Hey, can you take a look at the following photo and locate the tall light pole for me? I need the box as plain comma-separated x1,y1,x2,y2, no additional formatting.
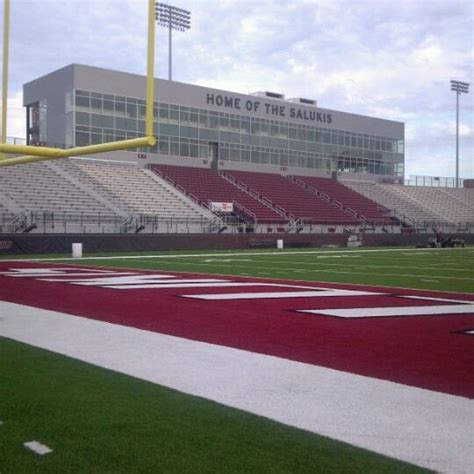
450,80,470,188
155,3,191,81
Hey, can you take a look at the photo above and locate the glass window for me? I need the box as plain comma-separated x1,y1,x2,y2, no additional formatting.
159,106,169,121
297,126,305,141
138,105,146,120
189,141,199,157
103,100,114,115
170,140,180,155
91,114,103,127
170,107,179,123
115,117,126,130
104,129,114,142
180,140,189,156
126,102,137,118
125,118,137,130
115,101,125,116
76,112,90,126
260,122,269,136
75,131,89,146
199,144,208,158
230,147,240,161
220,146,230,160
241,148,250,162
220,116,229,130
180,109,190,124
251,149,260,163
198,113,208,128
190,113,199,126
90,97,102,113
159,138,169,155
161,123,179,136
207,114,218,129
91,133,102,145
75,95,90,109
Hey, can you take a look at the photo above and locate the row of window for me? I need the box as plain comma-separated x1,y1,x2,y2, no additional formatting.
74,129,403,177
75,123,401,163
74,90,404,154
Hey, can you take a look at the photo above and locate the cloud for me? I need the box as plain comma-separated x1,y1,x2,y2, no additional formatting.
3,0,473,179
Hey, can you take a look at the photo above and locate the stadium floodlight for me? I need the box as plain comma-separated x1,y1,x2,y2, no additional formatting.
0,0,157,167
155,3,191,81
450,80,470,188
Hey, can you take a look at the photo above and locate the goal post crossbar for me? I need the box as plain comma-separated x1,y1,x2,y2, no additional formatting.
0,0,156,168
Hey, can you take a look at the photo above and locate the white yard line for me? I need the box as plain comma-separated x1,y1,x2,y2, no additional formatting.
1,301,472,473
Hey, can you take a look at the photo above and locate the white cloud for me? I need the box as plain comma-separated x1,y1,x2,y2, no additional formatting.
3,0,473,179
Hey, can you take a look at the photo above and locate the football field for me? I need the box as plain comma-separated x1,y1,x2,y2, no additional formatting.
1,247,473,473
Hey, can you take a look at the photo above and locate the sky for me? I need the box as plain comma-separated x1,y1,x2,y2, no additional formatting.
1,0,473,180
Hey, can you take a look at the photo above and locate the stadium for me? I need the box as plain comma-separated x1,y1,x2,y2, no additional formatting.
0,1,473,473
1,61,473,251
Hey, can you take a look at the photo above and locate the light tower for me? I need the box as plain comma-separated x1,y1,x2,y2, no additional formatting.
155,3,191,81
450,80,470,188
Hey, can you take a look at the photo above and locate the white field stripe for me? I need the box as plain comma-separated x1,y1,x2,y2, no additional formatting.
402,295,474,304
40,274,174,283
72,278,226,286
184,289,382,300
299,304,474,318
103,282,265,290
23,441,53,455
1,271,136,278
0,301,472,474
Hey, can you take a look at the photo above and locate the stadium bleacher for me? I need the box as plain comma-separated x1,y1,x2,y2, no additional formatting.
150,164,286,224
291,175,391,223
344,181,474,227
66,159,213,221
222,170,359,224
0,161,118,218
343,181,446,225
1,157,473,235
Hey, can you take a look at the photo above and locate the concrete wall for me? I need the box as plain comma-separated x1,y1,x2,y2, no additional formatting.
1,233,472,255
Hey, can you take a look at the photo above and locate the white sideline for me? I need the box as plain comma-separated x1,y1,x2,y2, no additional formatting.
1,301,473,473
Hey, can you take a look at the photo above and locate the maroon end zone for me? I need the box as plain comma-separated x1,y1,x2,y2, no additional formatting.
1,261,473,398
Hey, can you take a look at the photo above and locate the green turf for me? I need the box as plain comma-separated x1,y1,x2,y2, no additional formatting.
33,247,474,293
0,247,469,472
0,338,428,473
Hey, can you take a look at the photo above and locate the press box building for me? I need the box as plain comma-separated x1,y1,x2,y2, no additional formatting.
23,64,405,182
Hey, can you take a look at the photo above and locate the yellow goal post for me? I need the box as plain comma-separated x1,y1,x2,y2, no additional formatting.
0,0,156,167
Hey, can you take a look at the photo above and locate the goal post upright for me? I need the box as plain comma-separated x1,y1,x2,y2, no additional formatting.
1,0,10,161
146,0,155,138
0,0,156,167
